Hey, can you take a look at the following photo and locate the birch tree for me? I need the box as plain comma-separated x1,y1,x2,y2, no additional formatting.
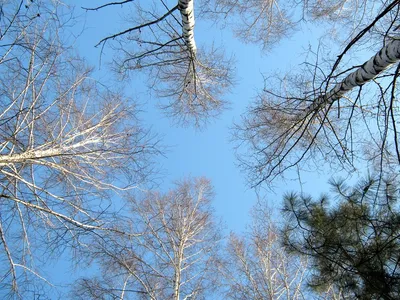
220,200,310,299
72,177,223,300
234,0,400,186
84,0,234,126
202,0,380,51
0,1,158,297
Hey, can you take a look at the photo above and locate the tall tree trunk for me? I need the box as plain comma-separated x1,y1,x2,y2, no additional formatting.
301,39,400,119
178,0,196,55
173,252,182,300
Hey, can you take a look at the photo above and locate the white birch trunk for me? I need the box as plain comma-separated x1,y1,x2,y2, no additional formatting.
178,0,197,55
0,142,99,166
301,39,400,119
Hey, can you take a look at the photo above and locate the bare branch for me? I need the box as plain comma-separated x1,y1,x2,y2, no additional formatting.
95,5,179,47
82,0,135,11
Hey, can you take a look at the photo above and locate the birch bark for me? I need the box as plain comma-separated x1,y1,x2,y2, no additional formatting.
301,39,400,119
178,0,197,55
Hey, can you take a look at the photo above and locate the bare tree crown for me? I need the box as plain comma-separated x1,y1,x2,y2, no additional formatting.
0,1,159,297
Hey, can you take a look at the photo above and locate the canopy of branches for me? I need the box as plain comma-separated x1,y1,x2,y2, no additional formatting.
2,0,400,298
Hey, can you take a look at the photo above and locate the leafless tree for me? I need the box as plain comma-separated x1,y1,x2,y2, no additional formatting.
201,0,382,50
233,0,400,186
72,177,223,300
219,200,308,299
0,1,159,297
219,199,342,299
83,0,235,126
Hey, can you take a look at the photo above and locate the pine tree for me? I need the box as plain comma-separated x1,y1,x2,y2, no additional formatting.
283,175,400,299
